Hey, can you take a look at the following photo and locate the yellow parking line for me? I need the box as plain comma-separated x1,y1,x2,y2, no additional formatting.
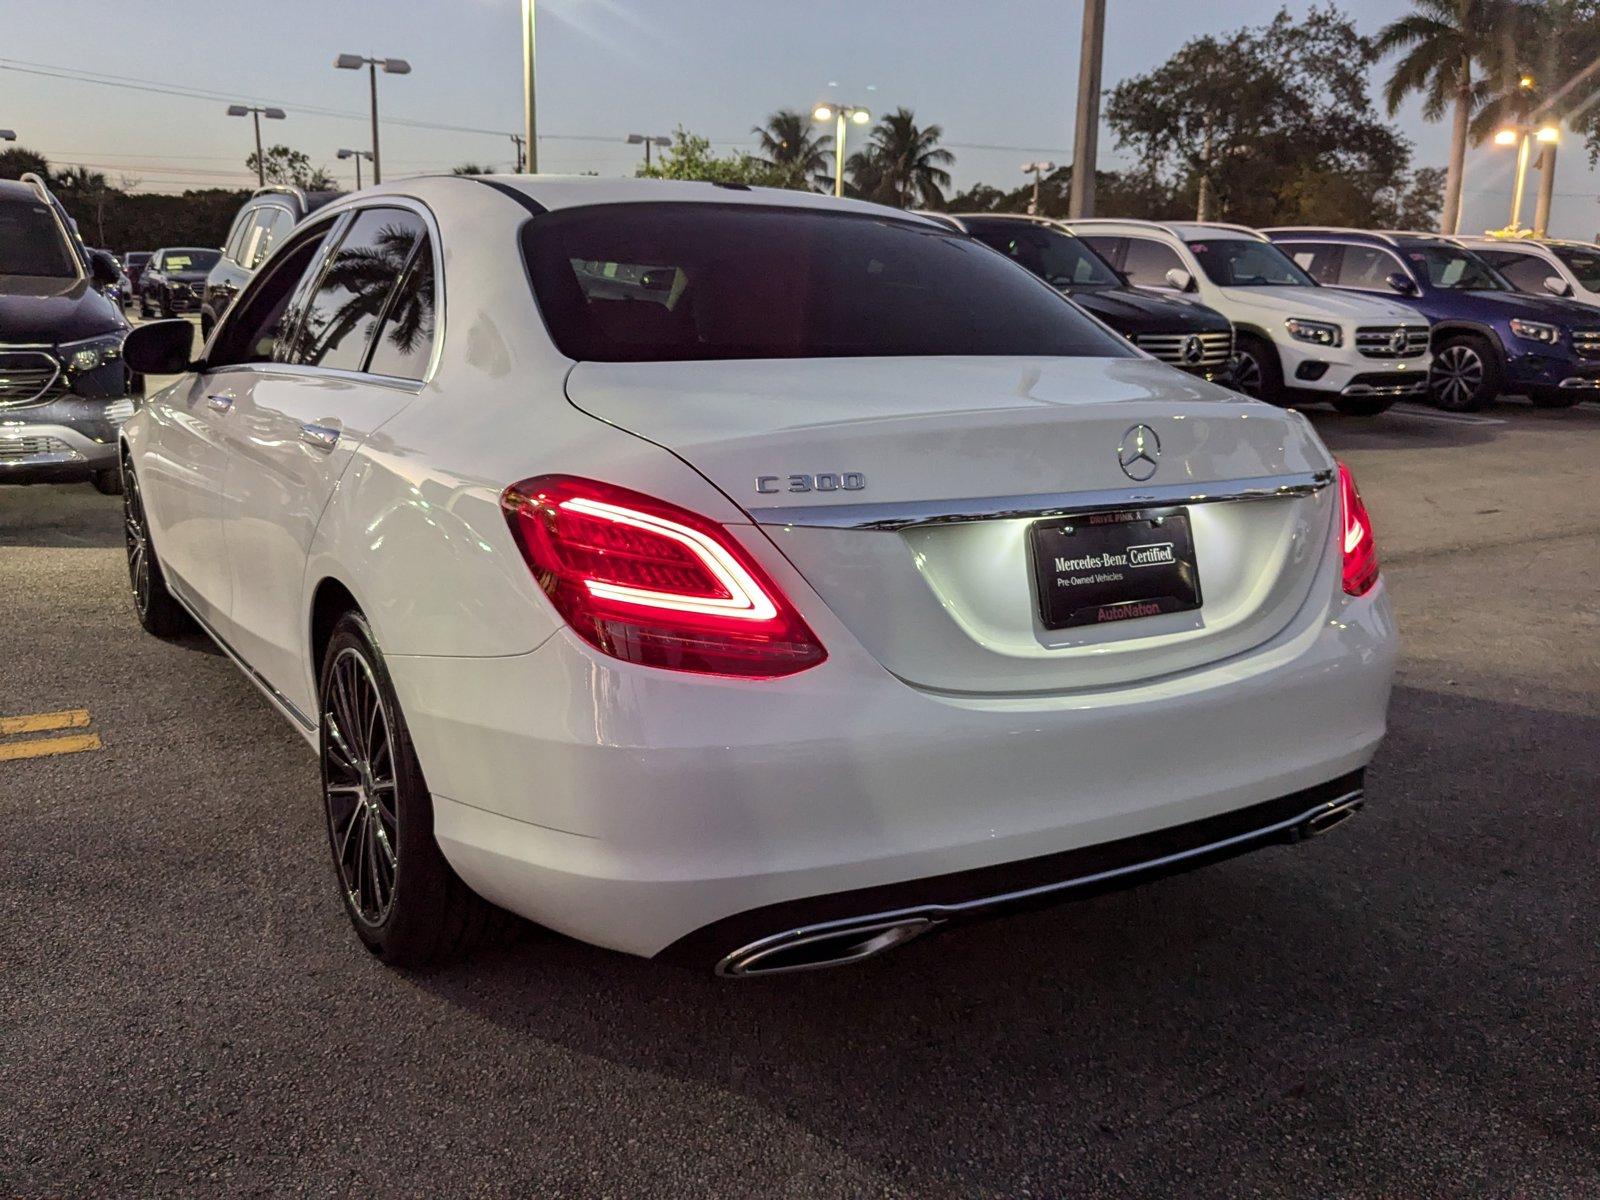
0,732,103,762
0,709,92,736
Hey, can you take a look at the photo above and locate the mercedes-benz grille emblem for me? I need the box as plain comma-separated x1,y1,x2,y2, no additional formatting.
1182,334,1205,364
1389,328,1409,354
1117,424,1161,482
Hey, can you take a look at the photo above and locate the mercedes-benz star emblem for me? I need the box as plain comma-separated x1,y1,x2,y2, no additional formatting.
1182,334,1205,364
1389,328,1409,354
1117,424,1161,482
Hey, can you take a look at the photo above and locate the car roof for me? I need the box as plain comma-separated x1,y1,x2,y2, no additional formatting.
1064,218,1268,242
1263,227,1463,249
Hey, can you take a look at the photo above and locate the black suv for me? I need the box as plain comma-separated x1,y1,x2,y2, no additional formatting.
926,213,1237,383
201,185,340,336
138,247,222,318
0,175,136,494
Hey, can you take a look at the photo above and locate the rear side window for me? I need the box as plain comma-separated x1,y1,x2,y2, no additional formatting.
1119,238,1186,287
287,207,426,371
964,221,1120,287
524,203,1133,362
1481,250,1557,294
365,233,437,380
1551,245,1600,290
224,209,256,264
251,207,296,268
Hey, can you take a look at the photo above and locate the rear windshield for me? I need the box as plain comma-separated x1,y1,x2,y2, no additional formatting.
0,197,79,279
523,203,1134,362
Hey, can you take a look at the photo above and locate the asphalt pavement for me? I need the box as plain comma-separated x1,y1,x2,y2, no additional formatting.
1,394,1597,1198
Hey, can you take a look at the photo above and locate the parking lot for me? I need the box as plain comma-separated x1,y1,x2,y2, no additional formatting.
2,392,1598,1196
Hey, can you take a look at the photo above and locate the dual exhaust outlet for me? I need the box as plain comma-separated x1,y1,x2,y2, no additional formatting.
717,792,1364,977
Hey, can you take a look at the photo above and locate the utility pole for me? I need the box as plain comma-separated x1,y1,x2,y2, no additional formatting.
522,0,538,172
1067,0,1106,219
511,134,526,173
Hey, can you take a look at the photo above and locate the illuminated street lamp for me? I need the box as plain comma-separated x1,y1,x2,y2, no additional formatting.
812,103,871,198
1021,160,1057,215
627,133,671,170
1493,122,1560,233
227,105,286,187
337,147,373,190
334,54,411,185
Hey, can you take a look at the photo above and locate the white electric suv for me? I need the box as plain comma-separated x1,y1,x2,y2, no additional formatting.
1064,219,1432,416
119,178,1397,975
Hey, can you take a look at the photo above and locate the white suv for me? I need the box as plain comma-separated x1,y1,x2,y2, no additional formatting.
1064,220,1432,416
1456,235,1600,309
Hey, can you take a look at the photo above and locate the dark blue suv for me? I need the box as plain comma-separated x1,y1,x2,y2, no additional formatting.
1264,228,1600,410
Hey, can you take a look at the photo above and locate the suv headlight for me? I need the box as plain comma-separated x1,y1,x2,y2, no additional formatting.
61,332,126,374
1509,318,1561,345
1285,318,1342,348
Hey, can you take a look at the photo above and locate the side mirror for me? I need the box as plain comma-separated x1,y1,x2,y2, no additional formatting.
123,319,197,375
1164,267,1195,292
89,249,120,289
1543,275,1573,297
1384,272,1418,296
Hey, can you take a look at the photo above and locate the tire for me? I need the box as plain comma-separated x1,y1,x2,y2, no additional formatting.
122,456,193,637
92,468,123,495
1331,397,1396,417
319,611,499,969
138,293,151,319
1232,334,1286,404
1529,389,1581,409
1430,335,1501,411
158,290,173,319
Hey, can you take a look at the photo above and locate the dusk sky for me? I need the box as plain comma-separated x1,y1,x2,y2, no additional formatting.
9,0,1600,238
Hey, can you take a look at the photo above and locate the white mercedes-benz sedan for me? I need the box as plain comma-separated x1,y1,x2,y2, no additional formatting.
118,177,1397,975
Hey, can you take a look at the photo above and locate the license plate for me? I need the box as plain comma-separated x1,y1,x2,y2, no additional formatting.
1030,507,1202,630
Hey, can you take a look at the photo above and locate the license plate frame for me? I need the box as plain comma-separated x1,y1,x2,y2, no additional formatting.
1029,506,1202,630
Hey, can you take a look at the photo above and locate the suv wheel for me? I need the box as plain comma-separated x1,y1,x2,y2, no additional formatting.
319,611,500,969
1430,335,1501,411
122,457,193,637
1233,334,1286,404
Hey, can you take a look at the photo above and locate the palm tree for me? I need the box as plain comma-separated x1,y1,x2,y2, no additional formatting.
1376,0,1522,234
845,108,955,209
751,110,833,192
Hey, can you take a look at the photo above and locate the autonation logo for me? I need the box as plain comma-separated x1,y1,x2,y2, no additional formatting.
1126,542,1176,568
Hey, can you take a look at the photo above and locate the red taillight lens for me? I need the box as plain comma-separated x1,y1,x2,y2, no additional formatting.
501,475,827,678
1336,461,1379,597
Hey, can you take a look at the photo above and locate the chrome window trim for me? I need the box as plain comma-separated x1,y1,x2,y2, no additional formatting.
749,468,1333,531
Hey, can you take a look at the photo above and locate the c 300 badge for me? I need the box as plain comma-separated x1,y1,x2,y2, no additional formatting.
756,473,866,495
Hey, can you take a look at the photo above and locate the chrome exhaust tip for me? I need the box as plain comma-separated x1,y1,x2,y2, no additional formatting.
1301,794,1363,838
718,917,938,977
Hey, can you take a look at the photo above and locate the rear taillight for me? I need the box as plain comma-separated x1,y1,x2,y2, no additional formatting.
1336,461,1379,596
501,475,826,678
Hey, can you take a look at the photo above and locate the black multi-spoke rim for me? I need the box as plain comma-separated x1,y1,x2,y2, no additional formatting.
1431,345,1483,409
1235,352,1263,397
322,648,399,927
123,465,152,616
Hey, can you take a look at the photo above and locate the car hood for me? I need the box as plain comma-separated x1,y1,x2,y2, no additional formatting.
1220,285,1425,324
1067,286,1231,335
0,275,126,343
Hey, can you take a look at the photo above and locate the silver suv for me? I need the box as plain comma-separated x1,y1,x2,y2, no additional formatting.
0,174,136,494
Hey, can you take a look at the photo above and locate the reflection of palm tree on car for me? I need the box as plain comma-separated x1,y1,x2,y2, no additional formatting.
296,224,433,362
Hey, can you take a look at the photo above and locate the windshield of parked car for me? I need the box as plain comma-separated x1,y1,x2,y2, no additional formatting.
1401,245,1508,291
1185,238,1315,287
963,220,1121,289
1551,245,1600,291
0,196,80,279
525,203,1136,362
161,250,221,273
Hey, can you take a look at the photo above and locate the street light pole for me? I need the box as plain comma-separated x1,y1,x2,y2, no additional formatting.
227,105,286,187
368,60,381,185
1494,123,1559,233
522,0,538,173
814,104,870,199
1067,0,1106,218
335,55,410,186
1021,161,1057,215
626,134,671,170
338,149,372,189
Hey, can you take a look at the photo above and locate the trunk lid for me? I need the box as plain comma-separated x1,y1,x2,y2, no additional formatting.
566,356,1336,693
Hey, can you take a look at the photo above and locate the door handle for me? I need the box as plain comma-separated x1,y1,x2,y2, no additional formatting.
299,422,341,452
205,394,233,413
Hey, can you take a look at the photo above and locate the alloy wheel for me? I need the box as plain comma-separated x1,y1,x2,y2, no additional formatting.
1431,344,1484,410
1234,351,1264,397
322,647,400,927
123,465,151,616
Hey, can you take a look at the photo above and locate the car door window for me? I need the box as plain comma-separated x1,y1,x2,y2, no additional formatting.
1120,237,1186,287
225,212,254,264
1334,245,1403,291
207,228,333,368
1479,250,1555,294
285,208,426,373
364,232,437,380
1284,243,1340,284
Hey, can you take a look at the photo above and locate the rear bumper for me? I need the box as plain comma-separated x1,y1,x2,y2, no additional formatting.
391,571,1398,961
